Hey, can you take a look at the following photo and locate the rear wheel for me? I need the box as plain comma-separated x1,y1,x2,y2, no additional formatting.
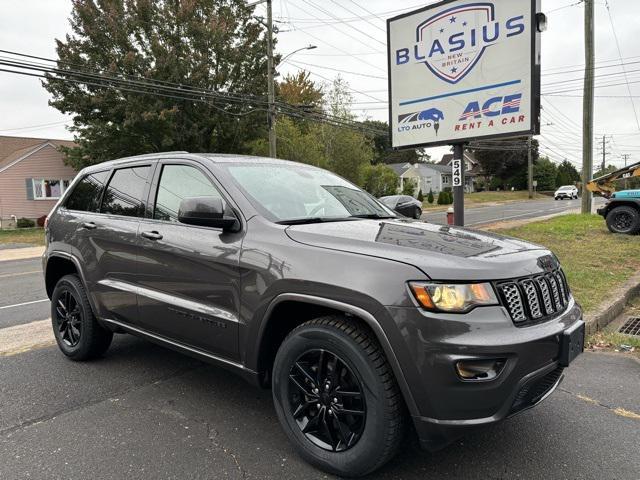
272,316,405,477
606,206,640,234
51,274,113,360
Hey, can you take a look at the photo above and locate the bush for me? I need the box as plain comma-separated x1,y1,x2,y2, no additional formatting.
427,189,434,204
17,218,35,228
360,163,399,198
37,215,47,227
402,178,417,196
417,189,424,202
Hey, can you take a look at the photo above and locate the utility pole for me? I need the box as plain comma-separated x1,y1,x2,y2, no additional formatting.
582,0,595,214
453,144,465,226
599,135,610,172
622,154,631,189
528,136,534,199
266,0,276,158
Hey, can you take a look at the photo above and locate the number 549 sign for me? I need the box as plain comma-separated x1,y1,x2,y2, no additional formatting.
451,159,463,188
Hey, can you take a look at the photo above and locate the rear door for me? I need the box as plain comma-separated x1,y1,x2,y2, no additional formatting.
87,164,154,323
135,160,243,360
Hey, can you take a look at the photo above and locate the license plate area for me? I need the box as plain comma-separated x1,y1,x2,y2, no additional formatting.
559,321,585,367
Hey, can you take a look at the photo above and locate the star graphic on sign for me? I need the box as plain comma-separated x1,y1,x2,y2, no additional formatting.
439,28,445,33
449,16,456,23
463,21,468,26
451,67,458,73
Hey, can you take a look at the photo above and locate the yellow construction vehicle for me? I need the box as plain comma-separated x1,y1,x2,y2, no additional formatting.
587,161,640,234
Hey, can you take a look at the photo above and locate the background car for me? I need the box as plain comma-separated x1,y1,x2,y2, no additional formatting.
379,195,423,219
554,186,579,200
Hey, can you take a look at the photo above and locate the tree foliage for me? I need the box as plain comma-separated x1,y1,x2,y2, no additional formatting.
534,157,558,191
361,164,399,198
44,0,270,169
471,138,539,190
556,160,580,187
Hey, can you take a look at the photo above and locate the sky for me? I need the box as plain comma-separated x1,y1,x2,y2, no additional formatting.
1,0,639,171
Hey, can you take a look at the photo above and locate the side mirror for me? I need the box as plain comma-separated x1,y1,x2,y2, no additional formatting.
178,196,239,231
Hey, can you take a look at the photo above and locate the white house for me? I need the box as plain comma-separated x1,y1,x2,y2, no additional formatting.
389,162,476,195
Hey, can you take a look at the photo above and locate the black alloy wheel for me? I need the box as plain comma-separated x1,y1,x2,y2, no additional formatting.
51,274,113,360
606,206,640,235
55,289,82,347
288,349,366,452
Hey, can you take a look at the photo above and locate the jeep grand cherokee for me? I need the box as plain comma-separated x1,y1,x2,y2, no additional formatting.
43,153,585,477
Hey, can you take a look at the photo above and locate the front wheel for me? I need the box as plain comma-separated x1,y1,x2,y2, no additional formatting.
414,206,422,219
606,206,640,234
272,316,405,477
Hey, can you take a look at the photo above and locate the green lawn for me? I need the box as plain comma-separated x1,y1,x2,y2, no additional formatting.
496,214,640,314
423,190,543,210
0,228,46,246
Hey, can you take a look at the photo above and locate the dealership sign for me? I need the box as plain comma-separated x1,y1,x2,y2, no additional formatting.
387,0,541,149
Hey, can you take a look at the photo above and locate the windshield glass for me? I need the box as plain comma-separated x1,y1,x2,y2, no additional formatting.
222,162,396,223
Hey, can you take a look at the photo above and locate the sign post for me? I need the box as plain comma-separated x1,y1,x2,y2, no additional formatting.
452,144,465,226
387,0,542,226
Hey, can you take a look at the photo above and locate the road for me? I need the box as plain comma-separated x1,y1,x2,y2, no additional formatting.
1,256,639,479
423,197,605,226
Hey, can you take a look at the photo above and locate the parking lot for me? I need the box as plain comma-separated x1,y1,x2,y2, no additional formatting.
0,255,638,479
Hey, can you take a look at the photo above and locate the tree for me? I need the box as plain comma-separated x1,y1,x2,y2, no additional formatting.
277,71,323,108
361,164,399,197
471,138,539,190
534,157,559,191
44,0,270,169
402,178,417,196
417,190,424,202
556,160,580,186
427,189,434,204
362,120,422,165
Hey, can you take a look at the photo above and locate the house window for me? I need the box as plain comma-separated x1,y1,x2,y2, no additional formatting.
443,176,450,185
32,179,70,200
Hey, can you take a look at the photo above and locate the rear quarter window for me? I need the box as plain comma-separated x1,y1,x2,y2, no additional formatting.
65,170,110,212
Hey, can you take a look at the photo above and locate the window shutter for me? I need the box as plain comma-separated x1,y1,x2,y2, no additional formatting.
25,178,34,200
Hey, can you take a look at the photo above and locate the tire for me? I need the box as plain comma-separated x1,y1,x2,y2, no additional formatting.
606,206,640,235
51,274,113,360
413,206,422,219
555,197,559,201
272,316,405,477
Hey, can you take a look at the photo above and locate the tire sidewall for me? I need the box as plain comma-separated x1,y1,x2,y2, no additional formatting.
51,275,93,358
272,324,389,477
607,206,640,234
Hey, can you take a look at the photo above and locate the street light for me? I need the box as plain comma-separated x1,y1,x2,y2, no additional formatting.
280,45,317,65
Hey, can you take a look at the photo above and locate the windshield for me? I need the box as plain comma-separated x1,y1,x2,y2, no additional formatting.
559,186,574,190
222,162,396,223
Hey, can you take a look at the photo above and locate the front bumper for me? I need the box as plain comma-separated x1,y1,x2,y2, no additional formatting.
597,207,607,217
384,299,584,451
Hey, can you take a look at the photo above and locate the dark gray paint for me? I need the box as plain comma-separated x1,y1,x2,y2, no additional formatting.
43,152,584,451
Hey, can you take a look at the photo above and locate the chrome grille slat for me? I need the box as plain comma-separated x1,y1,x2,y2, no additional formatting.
521,280,543,319
498,269,571,325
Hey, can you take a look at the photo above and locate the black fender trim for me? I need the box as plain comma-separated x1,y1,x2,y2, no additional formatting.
259,293,419,417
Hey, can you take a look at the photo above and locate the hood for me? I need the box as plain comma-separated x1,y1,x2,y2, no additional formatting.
285,219,554,281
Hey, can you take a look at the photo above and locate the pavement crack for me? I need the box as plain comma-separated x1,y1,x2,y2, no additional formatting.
0,364,201,437
558,387,640,420
206,422,248,479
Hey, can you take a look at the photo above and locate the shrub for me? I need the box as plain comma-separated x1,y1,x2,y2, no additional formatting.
427,189,434,204
417,190,424,202
37,215,47,227
17,218,35,228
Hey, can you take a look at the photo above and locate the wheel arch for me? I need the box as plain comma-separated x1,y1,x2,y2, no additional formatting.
253,293,419,416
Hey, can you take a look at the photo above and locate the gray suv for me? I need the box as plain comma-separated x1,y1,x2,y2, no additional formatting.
43,153,585,477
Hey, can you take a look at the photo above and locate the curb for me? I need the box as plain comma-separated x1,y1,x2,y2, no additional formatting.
0,246,45,263
584,272,640,335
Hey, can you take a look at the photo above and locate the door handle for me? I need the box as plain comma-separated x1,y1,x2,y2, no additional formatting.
141,231,163,241
82,222,97,230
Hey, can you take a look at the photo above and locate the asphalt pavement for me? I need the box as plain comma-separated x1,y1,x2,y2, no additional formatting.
423,196,605,226
0,258,49,329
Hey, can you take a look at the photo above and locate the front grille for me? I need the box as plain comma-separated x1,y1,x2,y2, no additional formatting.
511,367,564,414
496,269,571,326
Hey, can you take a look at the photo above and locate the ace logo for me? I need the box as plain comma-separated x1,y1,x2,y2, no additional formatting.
459,93,522,120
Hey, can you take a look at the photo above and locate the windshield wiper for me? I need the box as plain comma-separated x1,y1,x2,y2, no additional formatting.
350,214,397,220
276,217,360,225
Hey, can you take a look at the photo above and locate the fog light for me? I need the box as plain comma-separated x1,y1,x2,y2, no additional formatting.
456,359,506,381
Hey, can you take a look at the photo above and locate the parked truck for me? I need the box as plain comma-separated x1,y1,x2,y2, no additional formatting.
587,161,640,234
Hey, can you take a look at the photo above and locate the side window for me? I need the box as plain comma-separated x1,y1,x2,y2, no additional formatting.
65,170,110,212
154,164,223,222
100,166,151,218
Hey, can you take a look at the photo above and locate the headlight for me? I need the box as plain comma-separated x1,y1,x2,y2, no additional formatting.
409,282,499,313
